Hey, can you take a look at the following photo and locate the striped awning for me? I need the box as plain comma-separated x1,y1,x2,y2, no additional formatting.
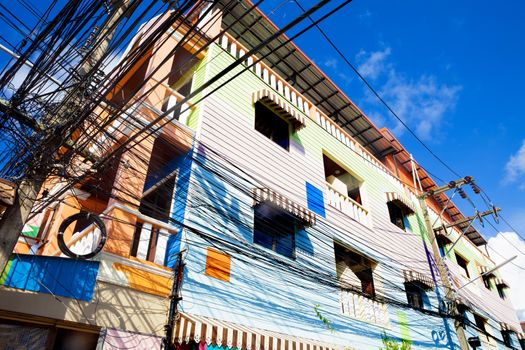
175,313,343,350
385,192,416,214
403,270,435,290
500,322,517,332
477,266,495,277
253,187,316,226
253,89,306,131
494,278,510,288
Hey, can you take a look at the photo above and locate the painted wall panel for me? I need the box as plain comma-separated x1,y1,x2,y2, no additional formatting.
0,254,99,302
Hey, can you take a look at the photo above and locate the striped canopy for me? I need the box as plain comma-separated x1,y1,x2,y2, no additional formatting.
252,89,306,131
175,313,343,350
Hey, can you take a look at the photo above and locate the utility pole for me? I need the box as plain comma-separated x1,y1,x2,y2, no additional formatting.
418,177,473,350
0,0,131,273
163,250,185,350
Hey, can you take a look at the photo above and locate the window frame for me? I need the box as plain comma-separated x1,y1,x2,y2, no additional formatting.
334,242,377,299
254,101,291,151
253,203,297,259
405,282,425,309
455,252,471,279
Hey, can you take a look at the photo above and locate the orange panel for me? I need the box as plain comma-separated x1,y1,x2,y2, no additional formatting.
205,247,231,282
113,262,172,297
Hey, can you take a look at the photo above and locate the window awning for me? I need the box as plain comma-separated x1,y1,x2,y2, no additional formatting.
500,322,517,332
494,278,510,288
385,192,416,214
252,187,316,226
253,89,306,131
403,270,435,290
175,312,342,350
477,266,495,277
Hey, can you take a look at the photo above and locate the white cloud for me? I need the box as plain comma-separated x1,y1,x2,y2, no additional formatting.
324,57,338,70
503,140,525,189
356,48,461,140
487,231,525,321
356,47,391,80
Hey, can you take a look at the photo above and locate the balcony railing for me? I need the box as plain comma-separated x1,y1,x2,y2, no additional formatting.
340,289,389,326
53,203,178,266
325,182,369,226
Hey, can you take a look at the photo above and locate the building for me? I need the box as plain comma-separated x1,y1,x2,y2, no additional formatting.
0,1,522,349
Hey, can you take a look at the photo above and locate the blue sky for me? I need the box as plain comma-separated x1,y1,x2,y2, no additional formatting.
258,0,525,240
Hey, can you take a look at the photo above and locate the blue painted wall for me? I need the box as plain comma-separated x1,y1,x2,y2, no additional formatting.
1,254,99,302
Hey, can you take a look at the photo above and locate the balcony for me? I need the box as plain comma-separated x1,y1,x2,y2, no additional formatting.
340,289,389,326
326,182,369,226
53,203,178,266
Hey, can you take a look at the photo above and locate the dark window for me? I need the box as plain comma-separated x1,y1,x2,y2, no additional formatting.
474,314,487,333
387,202,406,230
497,285,506,300
405,282,424,309
253,204,295,258
437,236,449,257
483,276,492,290
502,331,514,348
139,136,182,223
323,154,362,204
334,243,376,298
254,102,290,150
455,253,470,278
474,314,489,341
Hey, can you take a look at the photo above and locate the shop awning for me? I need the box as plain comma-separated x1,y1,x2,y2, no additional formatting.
494,278,510,288
252,89,306,131
403,270,435,290
175,313,342,350
252,187,316,226
385,192,416,214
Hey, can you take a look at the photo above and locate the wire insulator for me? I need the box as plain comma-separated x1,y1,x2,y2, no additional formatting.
470,182,481,194
458,188,467,199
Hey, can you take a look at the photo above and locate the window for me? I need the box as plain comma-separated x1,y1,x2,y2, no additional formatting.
436,235,450,257
253,203,296,258
502,331,514,348
334,242,376,298
455,253,470,278
497,285,506,300
139,136,183,223
387,201,407,230
323,154,362,204
405,282,424,308
483,276,492,290
474,314,489,341
254,102,290,150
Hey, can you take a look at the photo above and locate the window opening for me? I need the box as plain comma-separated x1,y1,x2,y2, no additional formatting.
253,203,296,258
455,253,470,278
254,102,290,150
436,235,450,257
497,285,506,300
405,282,425,309
387,201,407,230
139,136,182,223
323,154,362,205
334,242,376,298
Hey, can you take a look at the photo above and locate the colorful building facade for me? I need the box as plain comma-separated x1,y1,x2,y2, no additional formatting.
0,2,522,350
